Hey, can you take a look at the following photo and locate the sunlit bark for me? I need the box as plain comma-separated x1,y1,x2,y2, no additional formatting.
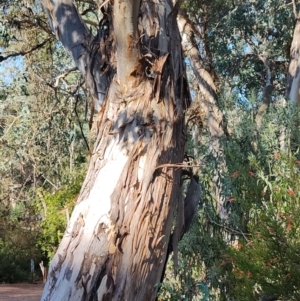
113,0,140,83
41,0,191,300
286,8,300,104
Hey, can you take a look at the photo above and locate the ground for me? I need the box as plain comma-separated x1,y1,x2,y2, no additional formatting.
0,282,43,301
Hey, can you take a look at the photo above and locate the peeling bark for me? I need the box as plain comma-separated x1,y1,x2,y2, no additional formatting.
177,11,227,219
41,0,190,300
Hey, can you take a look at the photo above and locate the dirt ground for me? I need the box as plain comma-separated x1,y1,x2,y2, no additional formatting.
0,282,43,301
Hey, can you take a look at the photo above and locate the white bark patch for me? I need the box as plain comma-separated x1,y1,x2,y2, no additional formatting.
41,138,129,301
137,154,147,182
97,274,109,300
289,70,300,104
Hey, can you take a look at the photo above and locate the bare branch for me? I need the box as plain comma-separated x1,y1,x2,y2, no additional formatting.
53,67,77,87
0,39,51,62
293,0,298,19
155,162,203,170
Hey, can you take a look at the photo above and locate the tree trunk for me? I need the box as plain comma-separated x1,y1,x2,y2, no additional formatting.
41,0,190,300
286,8,300,104
255,55,273,129
177,11,228,219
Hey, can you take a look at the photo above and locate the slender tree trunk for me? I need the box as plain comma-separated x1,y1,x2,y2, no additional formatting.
177,12,227,219
286,7,300,104
255,55,273,129
41,0,190,300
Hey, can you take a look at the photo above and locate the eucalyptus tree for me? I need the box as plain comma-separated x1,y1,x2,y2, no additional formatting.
159,0,299,299
178,9,228,219
1,0,83,195
0,0,91,280
40,0,198,300
287,0,300,104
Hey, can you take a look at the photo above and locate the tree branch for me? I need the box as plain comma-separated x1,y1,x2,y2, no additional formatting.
293,0,298,19
53,67,77,87
113,0,141,83
42,0,113,111
0,39,51,63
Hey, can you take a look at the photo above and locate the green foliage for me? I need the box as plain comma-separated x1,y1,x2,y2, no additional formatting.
34,171,85,260
0,21,11,47
0,238,30,283
159,1,299,298
224,150,300,300
0,229,41,283
0,0,90,281
183,0,293,102
157,247,211,301
163,102,300,300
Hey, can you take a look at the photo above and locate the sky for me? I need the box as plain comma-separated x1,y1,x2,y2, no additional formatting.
0,52,25,86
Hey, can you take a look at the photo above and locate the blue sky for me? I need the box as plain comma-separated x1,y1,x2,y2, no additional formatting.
0,52,25,86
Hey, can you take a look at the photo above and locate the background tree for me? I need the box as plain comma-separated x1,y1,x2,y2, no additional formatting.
0,0,89,281
158,1,300,300
287,0,300,104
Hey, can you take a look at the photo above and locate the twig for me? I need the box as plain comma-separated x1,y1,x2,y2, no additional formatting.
54,67,77,87
41,175,59,190
83,19,98,28
292,0,298,19
155,162,203,170
0,116,20,141
207,215,251,242
99,0,110,10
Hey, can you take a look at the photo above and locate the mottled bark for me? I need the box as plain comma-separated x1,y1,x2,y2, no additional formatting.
177,12,227,219
42,0,114,111
41,0,190,300
286,9,300,104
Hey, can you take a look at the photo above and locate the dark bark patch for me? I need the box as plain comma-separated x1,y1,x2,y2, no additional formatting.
88,258,110,301
126,34,135,58
63,252,74,281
